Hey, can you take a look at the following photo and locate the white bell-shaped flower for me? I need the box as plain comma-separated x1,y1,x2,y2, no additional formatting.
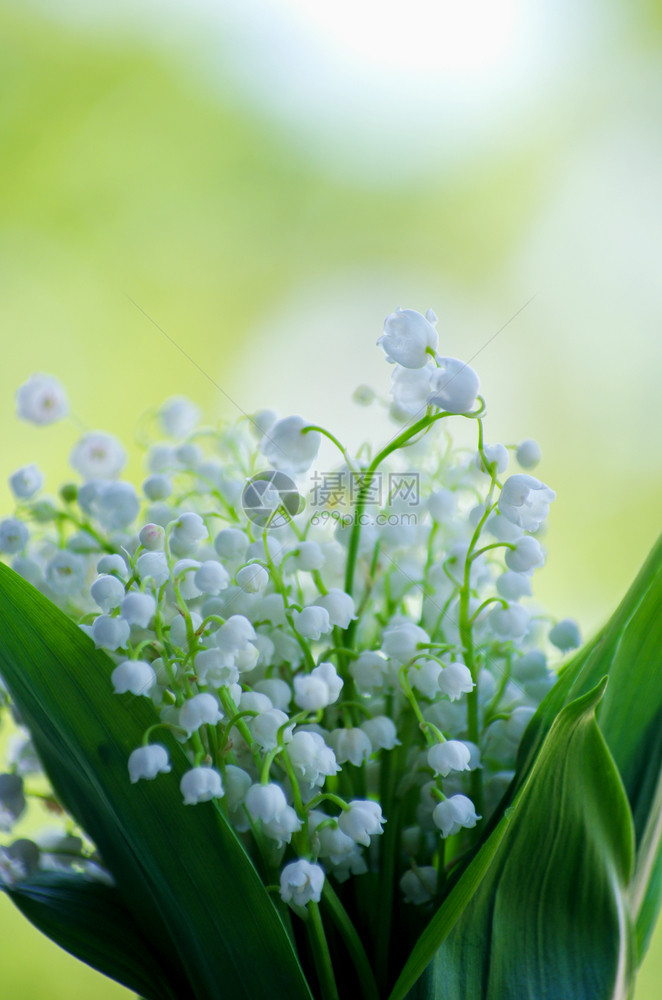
382,623,430,664
313,589,356,629
505,535,544,573
70,432,126,479
194,648,239,687
390,365,434,415
311,662,343,699
172,512,208,548
214,528,249,560
489,604,530,639
308,810,356,864
9,464,44,500
428,358,480,414
290,541,325,572
378,307,438,369
498,474,555,532
143,474,173,500
120,592,156,628
400,866,437,905
253,677,291,710
240,691,272,715
350,651,388,692
409,659,442,698
224,765,251,813
96,554,128,577
287,731,339,786
180,766,224,805
428,488,455,522
505,706,536,742
292,606,332,640
16,374,68,425
338,800,385,846
438,661,474,701
245,782,288,823
478,444,508,474
427,740,471,777
261,415,321,473
263,805,302,845
135,552,170,587
360,716,400,751
432,794,480,837
250,709,293,751
236,564,269,593
95,482,139,530
280,859,325,907
158,396,200,438
294,662,343,711
194,560,230,595
496,571,532,601
45,551,86,596
0,519,29,555
128,744,171,783
170,611,202,651
328,728,372,766
179,693,222,736
92,615,130,651
215,615,256,653
111,659,156,696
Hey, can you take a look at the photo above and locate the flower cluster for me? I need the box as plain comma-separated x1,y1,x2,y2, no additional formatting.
0,308,579,911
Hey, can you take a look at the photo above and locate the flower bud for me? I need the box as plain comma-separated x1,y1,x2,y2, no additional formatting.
516,439,542,469
139,523,165,551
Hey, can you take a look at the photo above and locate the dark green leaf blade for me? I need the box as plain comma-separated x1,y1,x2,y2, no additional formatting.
389,681,635,1000
516,532,662,959
0,564,313,1000
2,871,177,1000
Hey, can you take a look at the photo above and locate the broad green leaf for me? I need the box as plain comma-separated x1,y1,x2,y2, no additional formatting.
516,532,662,959
1,871,178,1000
389,681,635,1000
0,564,313,1000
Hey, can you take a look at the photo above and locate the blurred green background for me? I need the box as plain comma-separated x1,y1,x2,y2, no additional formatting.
1,0,661,995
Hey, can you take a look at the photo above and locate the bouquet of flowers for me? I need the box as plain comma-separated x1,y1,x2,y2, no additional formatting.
0,307,660,1000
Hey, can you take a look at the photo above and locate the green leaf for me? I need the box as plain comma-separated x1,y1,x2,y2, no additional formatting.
517,532,662,960
0,564,313,1000
388,681,635,1000
1,871,178,1000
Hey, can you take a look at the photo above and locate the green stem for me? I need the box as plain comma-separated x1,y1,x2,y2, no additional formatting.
307,902,340,1000
322,883,379,1000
